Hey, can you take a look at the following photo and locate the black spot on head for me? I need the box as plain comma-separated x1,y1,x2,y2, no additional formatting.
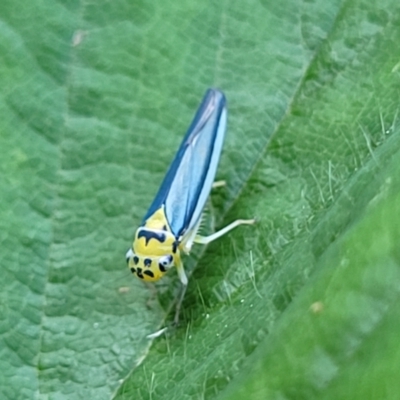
136,267,144,279
133,256,139,265
144,258,152,268
138,229,166,245
144,270,154,278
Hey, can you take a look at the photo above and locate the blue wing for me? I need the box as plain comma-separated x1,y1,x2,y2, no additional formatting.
142,88,227,238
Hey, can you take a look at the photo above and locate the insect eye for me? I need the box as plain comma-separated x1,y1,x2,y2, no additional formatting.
125,248,134,263
158,255,174,271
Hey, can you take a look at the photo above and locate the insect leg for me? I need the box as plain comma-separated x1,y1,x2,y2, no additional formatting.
212,180,226,189
176,259,188,285
194,218,256,245
174,281,188,326
173,259,188,325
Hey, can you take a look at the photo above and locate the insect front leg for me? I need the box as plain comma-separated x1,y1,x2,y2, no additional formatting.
174,259,188,325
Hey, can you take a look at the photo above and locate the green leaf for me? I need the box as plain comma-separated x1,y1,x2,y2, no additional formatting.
1,0,399,399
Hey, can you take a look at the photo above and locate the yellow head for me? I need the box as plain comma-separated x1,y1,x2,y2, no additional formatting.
126,226,180,282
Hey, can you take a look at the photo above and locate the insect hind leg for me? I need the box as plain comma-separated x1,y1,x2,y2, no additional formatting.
211,180,226,189
194,218,255,245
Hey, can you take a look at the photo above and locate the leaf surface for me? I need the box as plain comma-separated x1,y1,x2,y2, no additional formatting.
1,0,399,399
